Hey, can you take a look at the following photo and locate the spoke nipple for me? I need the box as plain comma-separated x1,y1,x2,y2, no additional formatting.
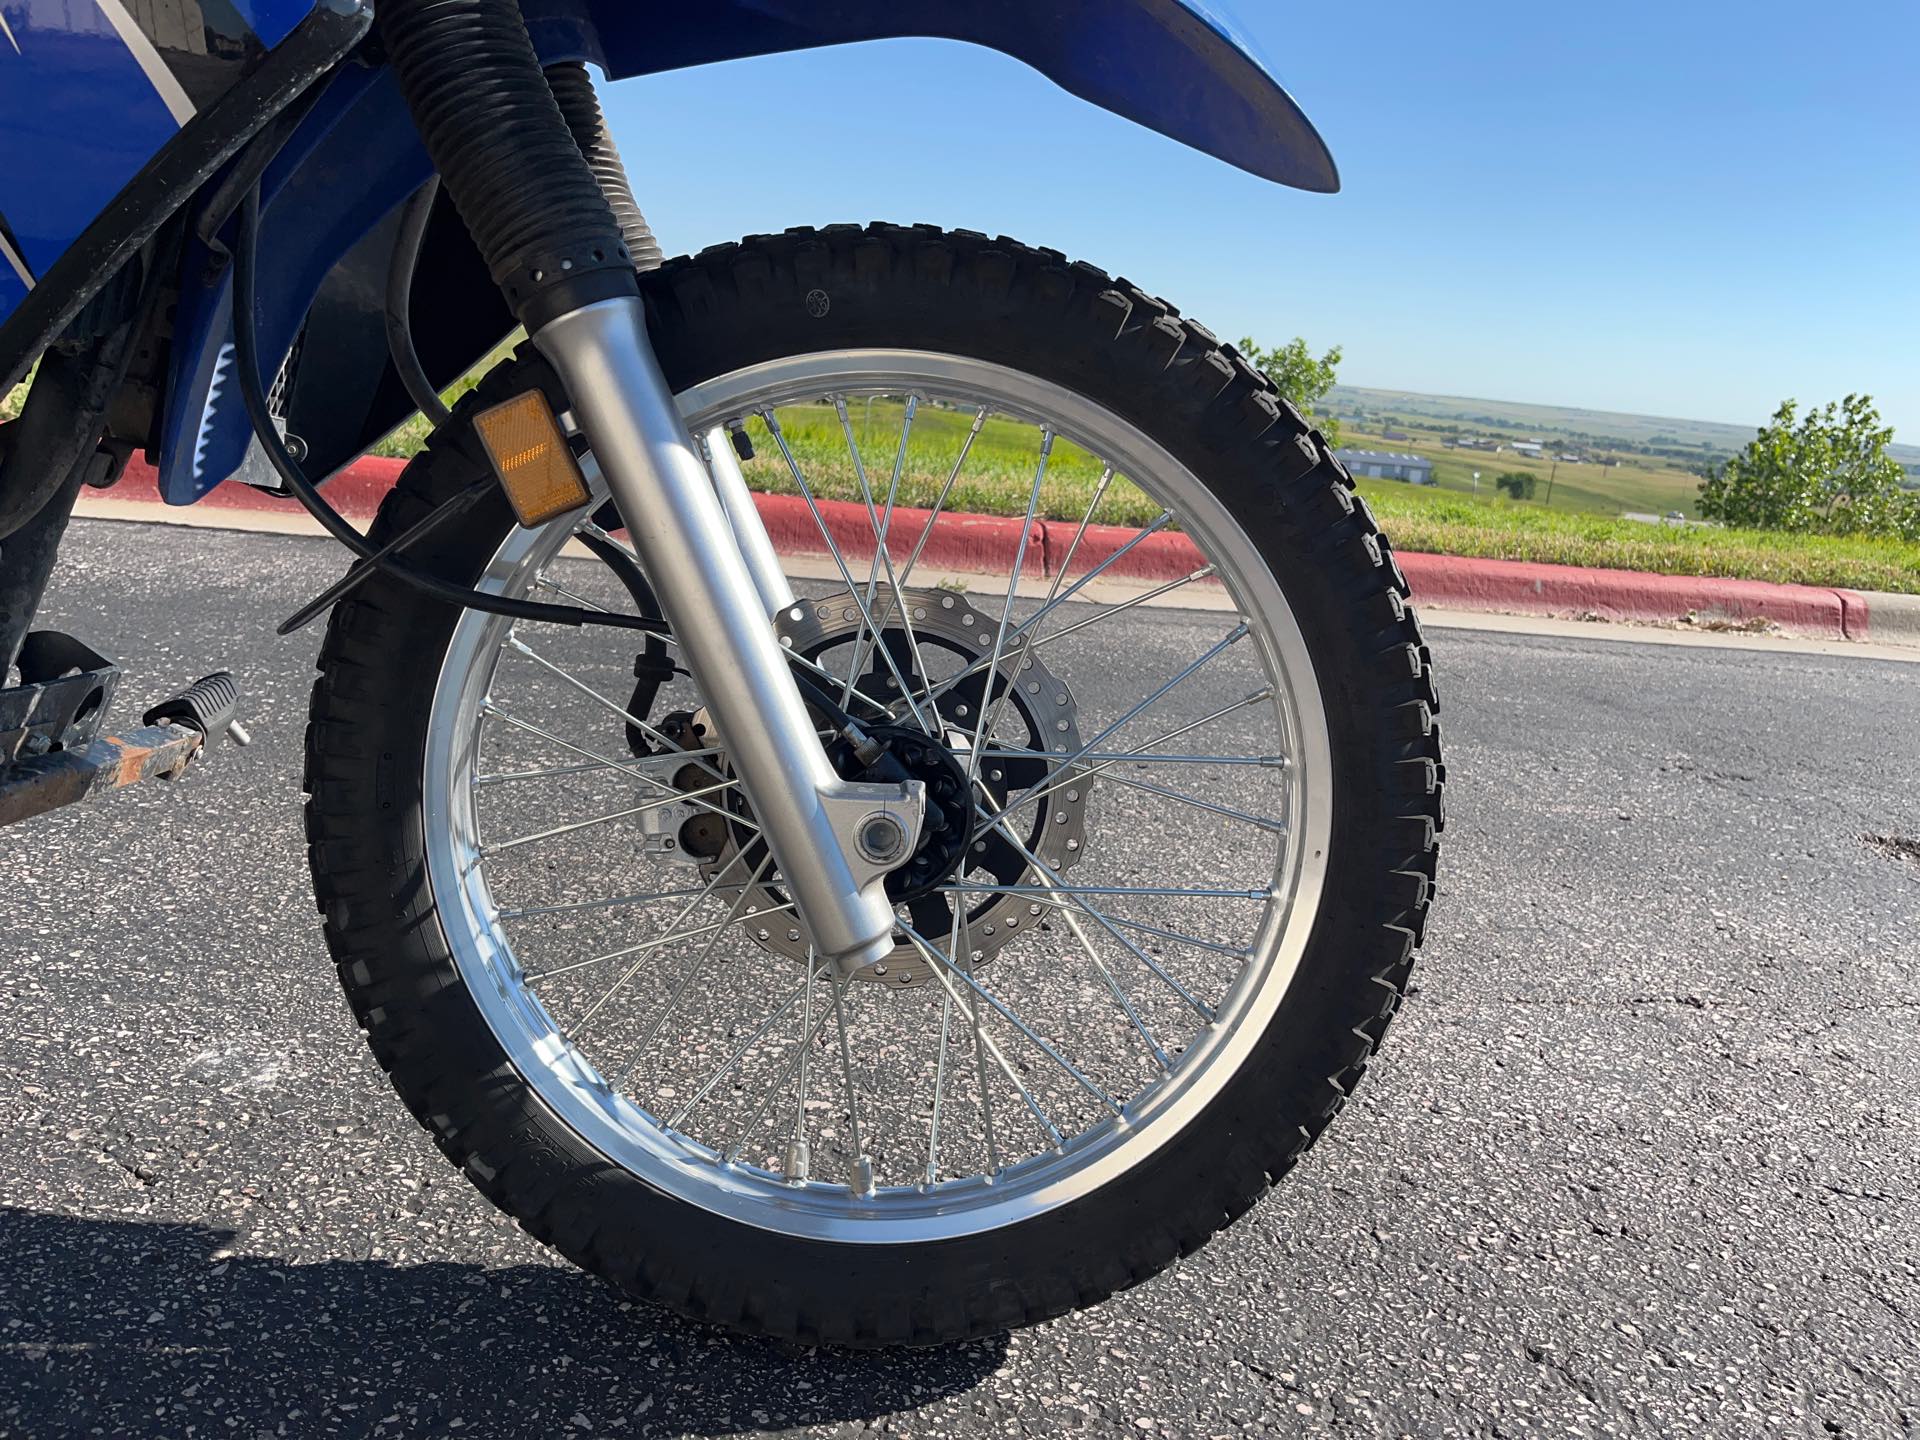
849,1155,875,1195
784,1139,811,1184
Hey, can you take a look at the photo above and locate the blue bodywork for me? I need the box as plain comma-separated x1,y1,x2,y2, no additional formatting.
0,0,1335,501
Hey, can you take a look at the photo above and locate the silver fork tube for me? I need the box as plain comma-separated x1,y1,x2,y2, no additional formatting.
702,426,796,616
536,298,910,971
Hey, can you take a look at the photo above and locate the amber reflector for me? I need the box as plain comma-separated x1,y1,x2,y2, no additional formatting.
472,389,590,528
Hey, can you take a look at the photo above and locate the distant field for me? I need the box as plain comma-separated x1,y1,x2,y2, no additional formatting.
1332,383,1920,469
1338,423,1704,518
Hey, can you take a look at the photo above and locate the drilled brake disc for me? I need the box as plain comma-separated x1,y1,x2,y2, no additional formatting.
703,586,1088,985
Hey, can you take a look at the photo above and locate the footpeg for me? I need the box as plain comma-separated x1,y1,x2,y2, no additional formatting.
144,671,251,747
0,669,245,830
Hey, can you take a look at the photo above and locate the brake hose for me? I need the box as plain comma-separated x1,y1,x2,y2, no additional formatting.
230,181,666,636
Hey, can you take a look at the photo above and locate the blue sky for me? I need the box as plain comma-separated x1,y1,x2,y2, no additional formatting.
600,1,1920,440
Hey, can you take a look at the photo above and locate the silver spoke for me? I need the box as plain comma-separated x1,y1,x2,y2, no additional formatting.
474,752,725,788
964,435,1074,764
613,851,776,1075
573,848,769,1035
1084,766,1287,834
976,621,1249,838
834,396,940,730
982,748,1284,769
481,700,757,835
482,778,738,856
894,406,988,591
499,885,709,921
981,814,1212,1032
723,970,847,1165
983,687,1274,832
664,964,819,1130
900,922,1123,1116
925,992,955,1186
963,430,1052,790
1020,897,1251,960
761,409,935,733
505,636,733,792
943,883,1269,900
831,974,872,1193
908,930,1064,1151
915,542,1200,715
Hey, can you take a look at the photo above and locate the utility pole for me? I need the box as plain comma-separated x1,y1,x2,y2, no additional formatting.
1545,459,1558,508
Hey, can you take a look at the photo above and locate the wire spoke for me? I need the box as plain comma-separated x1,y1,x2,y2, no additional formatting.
834,396,942,731
1084,766,1287,834
723,969,847,1164
498,885,710,921
1019,896,1251,959
900,921,1123,1116
761,410,935,733
481,701,756,837
571,847,767,1034
895,406,988,592
831,974,871,1191
981,748,1284,769
961,429,1053,795
974,622,1249,840
944,882,1268,900
909,933,1063,1151
612,851,775,1083
505,636,733,792
665,962,823,1130
474,752,725,788
978,817,1218,1024
980,686,1274,834
980,812,1212,1031
482,777,738,856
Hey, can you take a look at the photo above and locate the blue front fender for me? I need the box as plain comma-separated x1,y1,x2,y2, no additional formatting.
160,0,1334,502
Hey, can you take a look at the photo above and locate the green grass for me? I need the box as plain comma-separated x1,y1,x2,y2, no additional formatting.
1358,481,1920,594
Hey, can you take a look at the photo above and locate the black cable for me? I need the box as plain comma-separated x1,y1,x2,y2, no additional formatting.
275,475,490,635
230,181,664,637
385,176,453,428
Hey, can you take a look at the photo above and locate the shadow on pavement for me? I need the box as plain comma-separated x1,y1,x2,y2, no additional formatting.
0,1207,1007,1436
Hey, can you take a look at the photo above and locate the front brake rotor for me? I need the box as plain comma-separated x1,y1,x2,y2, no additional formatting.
700,587,1088,986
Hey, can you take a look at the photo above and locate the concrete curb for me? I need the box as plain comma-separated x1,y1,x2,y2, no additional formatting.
92,457,1916,646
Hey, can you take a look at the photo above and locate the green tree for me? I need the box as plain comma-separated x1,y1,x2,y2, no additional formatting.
1699,395,1917,540
1236,336,1343,446
1493,470,1537,501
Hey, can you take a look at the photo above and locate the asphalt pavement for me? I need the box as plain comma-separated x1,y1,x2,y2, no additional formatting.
2,518,1917,1439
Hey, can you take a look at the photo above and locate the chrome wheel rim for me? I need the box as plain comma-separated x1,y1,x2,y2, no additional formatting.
423,350,1333,1242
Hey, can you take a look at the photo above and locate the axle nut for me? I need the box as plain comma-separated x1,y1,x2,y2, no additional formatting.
856,812,911,865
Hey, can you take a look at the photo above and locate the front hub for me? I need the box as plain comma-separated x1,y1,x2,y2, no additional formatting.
691,587,1089,985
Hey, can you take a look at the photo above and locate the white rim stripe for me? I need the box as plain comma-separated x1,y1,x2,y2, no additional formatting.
93,0,197,126
0,230,31,291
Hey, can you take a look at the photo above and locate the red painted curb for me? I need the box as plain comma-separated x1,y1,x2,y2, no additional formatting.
1394,552,1858,639
752,493,1046,578
103,458,1872,640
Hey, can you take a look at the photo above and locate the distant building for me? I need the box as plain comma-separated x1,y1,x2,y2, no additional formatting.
1335,448,1435,485
1510,441,1545,459
1382,428,1410,442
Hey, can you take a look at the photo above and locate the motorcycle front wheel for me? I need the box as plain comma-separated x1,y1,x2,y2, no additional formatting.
304,224,1443,1346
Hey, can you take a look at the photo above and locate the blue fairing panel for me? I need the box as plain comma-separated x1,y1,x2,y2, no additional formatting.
156,0,1336,501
